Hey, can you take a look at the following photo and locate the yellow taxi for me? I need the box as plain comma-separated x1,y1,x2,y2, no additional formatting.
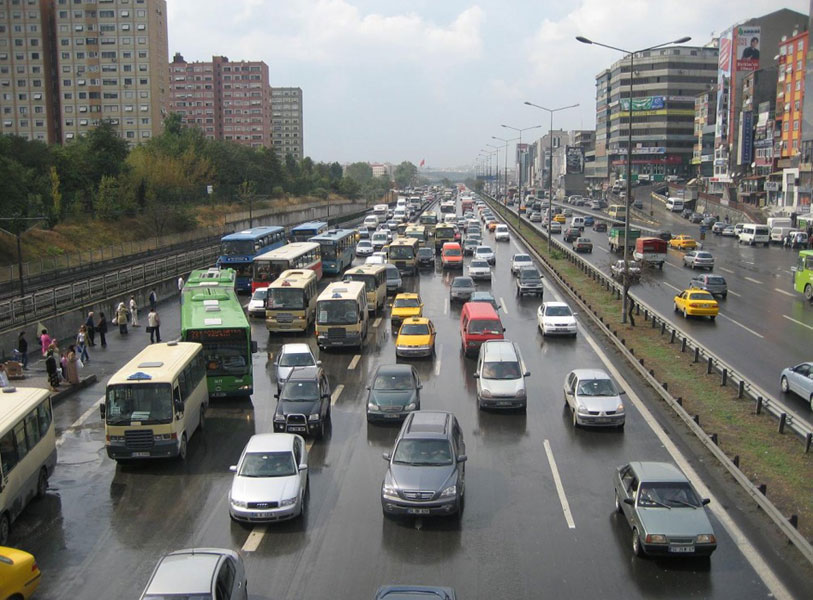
395,317,436,358
669,234,698,250
487,220,499,231
673,289,719,320
391,293,423,327
0,546,41,599
553,213,567,223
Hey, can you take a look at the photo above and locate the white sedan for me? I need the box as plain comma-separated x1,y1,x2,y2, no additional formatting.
474,245,496,265
537,301,577,337
494,224,510,241
467,259,492,281
365,252,387,265
246,287,268,318
355,240,374,257
511,253,533,274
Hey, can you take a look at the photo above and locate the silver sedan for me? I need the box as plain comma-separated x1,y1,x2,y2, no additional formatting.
563,369,625,429
780,362,813,410
682,250,714,270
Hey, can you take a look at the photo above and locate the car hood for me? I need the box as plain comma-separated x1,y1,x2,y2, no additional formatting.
637,506,714,536
278,399,319,415
574,394,622,412
543,316,576,327
388,464,456,493
369,389,416,407
231,473,300,503
248,300,264,310
397,334,432,347
481,377,523,396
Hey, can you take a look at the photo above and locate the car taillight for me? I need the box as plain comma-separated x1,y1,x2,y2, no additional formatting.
690,303,700,308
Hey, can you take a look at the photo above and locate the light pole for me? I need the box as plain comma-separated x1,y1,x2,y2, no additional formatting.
501,124,542,229
523,101,579,252
486,144,501,195
576,34,691,324
481,148,499,195
492,135,519,205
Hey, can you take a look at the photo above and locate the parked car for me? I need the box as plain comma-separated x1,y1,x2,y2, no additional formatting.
449,276,476,303
689,274,728,298
682,250,714,270
537,301,577,337
474,340,530,411
779,362,813,410
516,266,544,297
274,343,319,392
613,462,717,558
700,216,716,227
563,368,625,429
572,237,593,253
228,433,309,522
139,549,248,600
366,364,422,421
611,260,641,281
467,259,492,281
673,289,718,320
273,367,332,438
681,208,693,219
246,287,268,318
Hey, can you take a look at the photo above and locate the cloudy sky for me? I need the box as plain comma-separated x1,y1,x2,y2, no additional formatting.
167,0,809,168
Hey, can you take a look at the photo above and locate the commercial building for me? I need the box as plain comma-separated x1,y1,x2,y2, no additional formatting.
370,162,392,179
271,86,302,161
692,89,716,178
590,68,612,186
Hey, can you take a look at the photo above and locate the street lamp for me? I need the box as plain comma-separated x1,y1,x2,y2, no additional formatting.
576,34,691,324
486,143,501,195
501,124,542,228
523,101,579,252
481,147,499,195
492,135,520,205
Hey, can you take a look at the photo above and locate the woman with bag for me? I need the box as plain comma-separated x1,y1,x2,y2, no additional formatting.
76,325,90,364
45,346,59,391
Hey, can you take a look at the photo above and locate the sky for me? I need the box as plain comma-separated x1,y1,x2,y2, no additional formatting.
166,0,810,168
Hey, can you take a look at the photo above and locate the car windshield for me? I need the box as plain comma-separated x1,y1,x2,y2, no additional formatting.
577,378,616,397
374,373,415,390
251,288,268,301
482,361,521,380
638,482,701,508
696,252,713,259
394,297,420,308
358,241,371,248
520,269,540,280
476,247,492,255
400,323,429,336
514,255,531,263
468,319,501,335
452,278,473,288
470,260,489,268
386,268,401,281
418,249,433,257
317,299,359,325
279,352,314,367
444,248,462,257
689,292,715,301
239,451,297,478
392,439,453,466
545,306,572,317
281,380,319,401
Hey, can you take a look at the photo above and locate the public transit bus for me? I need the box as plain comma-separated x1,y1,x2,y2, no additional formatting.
0,387,56,545
793,250,813,300
101,341,209,462
309,229,356,275
184,267,237,290
343,264,387,314
217,226,287,293
315,281,369,351
405,224,428,247
607,204,627,220
266,269,319,333
180,288,256,398
388,237,420,276
419,211,439,236
251,242,322,292
433,223,456,251
290,221,328,243
440,200,456,215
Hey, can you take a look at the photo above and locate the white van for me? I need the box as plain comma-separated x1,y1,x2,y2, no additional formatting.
571,216,586,230
363,215,380,230
766,217,792,230
665,197,684,212
738,224,771,247
770,226,793,244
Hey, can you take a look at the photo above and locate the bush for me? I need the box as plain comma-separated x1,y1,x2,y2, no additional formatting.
271,186,285,198
313,187,328,199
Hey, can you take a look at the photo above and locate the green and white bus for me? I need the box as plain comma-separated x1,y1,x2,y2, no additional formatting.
793,250,813,301
184,267,237,290
181,287,257,397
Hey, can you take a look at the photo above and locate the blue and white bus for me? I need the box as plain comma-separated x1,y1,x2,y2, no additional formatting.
290,221,329,243
217,226,287,292
309,229,356,275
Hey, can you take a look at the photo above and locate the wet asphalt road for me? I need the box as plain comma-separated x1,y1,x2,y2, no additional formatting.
6,203,810,599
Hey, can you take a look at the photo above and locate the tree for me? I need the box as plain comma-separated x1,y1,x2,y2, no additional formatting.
345,162,373,185
393,161,418,189
328,162,343,183
95,175,121,220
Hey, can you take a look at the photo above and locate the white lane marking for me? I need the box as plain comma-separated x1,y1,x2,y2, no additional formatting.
726,289,741,298
744,276,763,285
499,297,508,315
718,314,764,338
663,261,679,269
663,282,682,292
444,298,449,315
597,246,609,253
305,439,315,452
580,329,792,600
373,317,382,328
241,526,267,552
774,288,796,298
434,347,442,376
57,400,102,447
783,314,813,331
543,439,575,529
348,355,361,370
719,267,735,274
331,384,344,405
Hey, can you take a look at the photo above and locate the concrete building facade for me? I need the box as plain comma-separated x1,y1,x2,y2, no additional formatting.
270,86,302,161
776,30,808,159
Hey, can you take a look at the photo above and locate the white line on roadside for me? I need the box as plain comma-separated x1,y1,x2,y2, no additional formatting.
744,276,763,285
241,526,267,552
444,298,449,315
331,384,344,405
597,246,609,253
774,288,796,298
434,348,442,376
305,439,314,452
782,314,813,331
662,282,682,292
499,297,508,315
718,314,764,338
543,439,575,529
57,399,101,447
348,355,361,370
719,267,735,274
663,261,678,269
727,290,741,297
373,317,382,328
579,329,792,600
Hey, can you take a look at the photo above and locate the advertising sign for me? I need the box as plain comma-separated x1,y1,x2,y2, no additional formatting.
715,29,733,147
735,26,761,72
619,96,665,111
565,146,583,174
739,111,754,165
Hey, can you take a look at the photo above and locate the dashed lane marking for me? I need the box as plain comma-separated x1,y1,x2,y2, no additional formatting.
543,439,575,529
774,288,796,298
444,298,449,315
434,347,442,376
348,355,361,370
718,314,764,338
663,282,682,292
719,267,735,274
241,526,267,552
499,297,508,315
331,384,344,405
783,314,813,331
744,276,763,285
727,290,741,298
373,317,382,328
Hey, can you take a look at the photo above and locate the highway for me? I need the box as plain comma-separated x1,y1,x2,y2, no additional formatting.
7,197,810,599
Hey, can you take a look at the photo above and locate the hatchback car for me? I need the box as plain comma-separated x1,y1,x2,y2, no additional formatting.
614,462,716,558
0,546,41,600
396,317,436,358
572,237,593,253
139,548,248,600
689,274,727,298
563,368,625,429
385,264,403,294
356,239,374,257
274,343,319,391
780,362,813,410
467,259,492,281
511,253,534,274
682,250,714,270
246,287,268,318
371,231,390,251
474,340,530,411
367,364,422,421
381,411,467,517
449,276,476,303
494,224,510,241
228,433,309,522
273,367,332,438
563,227,580,243
474,245,496,265
537,301,577,337
516,266,544,297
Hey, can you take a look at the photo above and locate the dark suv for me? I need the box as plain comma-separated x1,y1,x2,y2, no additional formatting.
381,411,467,518
516,266,544,297
273,367,332,438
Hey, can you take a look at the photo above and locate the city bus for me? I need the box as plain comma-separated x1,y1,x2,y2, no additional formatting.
290,221,328,243
440,200,456,215
608,204,627,220
217,226,287,293
434,223,456,251
251,242,322,291
266,269,319,333
0,387,56,545
180,288,256,397
101,341,209,462
309,229,356,275
793,250,813,300
388,237,420,275
184,267,237,290
315,281,369,351
419,211,438,236
344,264,387,314
405,224,428,246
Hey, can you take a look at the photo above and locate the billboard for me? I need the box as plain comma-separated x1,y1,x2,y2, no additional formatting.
735,26,761,72
565,146,583,174
619,96,665,111
739,111,754,165
715,28,734,146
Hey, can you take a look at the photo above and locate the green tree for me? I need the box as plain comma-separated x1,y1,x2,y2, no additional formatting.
95,175,121,220
393,161,418,189
328,162,343,183
345,162,372,185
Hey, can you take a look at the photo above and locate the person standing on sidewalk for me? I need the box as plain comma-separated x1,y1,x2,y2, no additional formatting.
85,311,96,346
130,295,139,327
149,289,157,311
147,308,161,344
116,302,129,335
39,329,52,357
45,346,59,391
65,345,80,385
76,325,90,364
17,331,28,370
97,312,108,348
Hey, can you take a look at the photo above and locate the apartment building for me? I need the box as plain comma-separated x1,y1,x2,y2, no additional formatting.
270,86,302,160
692,88,716,178
776,30,808,159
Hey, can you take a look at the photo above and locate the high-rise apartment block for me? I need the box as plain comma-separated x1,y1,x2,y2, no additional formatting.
271,86,302,161
776,30,808,159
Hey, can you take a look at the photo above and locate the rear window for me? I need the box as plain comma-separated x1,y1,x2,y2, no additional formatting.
706,276,725,284
468,319,502,335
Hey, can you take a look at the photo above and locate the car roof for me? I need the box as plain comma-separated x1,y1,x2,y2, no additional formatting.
395,292,419,300
280,343,312,355
244,433,296,453
285,366,321,382
462,301,499,318
628,461,688,483
148,549,228,594
481,340,518,361
543,301,569,309
375,363,415,377
513,253,531,259
570,368,611,380
402,316,430,325
452,276,473,283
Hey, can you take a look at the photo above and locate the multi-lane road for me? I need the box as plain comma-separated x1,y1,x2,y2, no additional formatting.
8,197,811,599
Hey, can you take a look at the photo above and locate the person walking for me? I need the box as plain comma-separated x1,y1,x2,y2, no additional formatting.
177,276,184,295
76,325,90,364
97,312,108,348
39,329,52,357
45,346,59,391
149,289,157,311
116,302,129,335
147,308,161,344
17,331,28,370
65,345,80,385
129,295,139,327
85,311,96,346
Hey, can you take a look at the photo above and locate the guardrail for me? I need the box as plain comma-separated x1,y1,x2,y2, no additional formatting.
482,192,813,566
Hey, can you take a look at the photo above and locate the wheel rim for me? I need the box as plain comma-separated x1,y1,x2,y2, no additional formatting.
781,377,789,392
0,514,9,545
615,492,622,513
572,409,578,428
633,530,641,555
683,308,688,318
179,435,187,460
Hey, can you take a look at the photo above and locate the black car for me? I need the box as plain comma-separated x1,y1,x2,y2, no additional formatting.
689,212,704,224
516,266,544,297
366,364,422,423
417,247,435,267
273,367,332,438
563,227,580,242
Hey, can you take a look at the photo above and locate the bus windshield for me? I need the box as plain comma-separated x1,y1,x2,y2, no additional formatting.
221,240,254,256
320,243,337,260
346,274,375,293
317,299,359,325
390,246,415,260
269,287,306,310
186,329,250,377
105,383,173,425
254,261,287,283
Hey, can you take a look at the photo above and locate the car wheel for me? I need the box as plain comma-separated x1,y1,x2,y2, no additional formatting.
709,315,716,321
0,513,9,546
805,284,813,301
683,308,688,319
615,490,623,514
632,528,644,557
722,293,727,299
178,433,188,461
780,376,789,393
36,467,48,499
673,302,678,313
572,408,579,428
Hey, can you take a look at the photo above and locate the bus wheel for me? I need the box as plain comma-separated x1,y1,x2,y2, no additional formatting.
178,434,188,461
0,513,9,545
36,467,48,499
199,408,205,433
805,284,813,301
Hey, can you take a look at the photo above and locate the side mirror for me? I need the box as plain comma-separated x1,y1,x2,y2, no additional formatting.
316,360,322,366
250,341,258,354
502,327,506,332
524,371,531,377
274,393,280,399
299,463,308,471
99,403,106,419
174,400,184,414
623,498,635,505
229,465,237,472
417,383,423,389
472,373,479,378
457,454,468,463
365,385,371,390
702,498,711,506
382,452,391,461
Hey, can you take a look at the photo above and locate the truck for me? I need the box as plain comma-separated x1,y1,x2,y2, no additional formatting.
766,216,792,231
608,226,641,253
633,237,667,269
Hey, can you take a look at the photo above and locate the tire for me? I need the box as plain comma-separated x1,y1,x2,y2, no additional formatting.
722,293,727,299
178,433,188,461
709,315,716,321
316,419,325,440
683,308,688,319
198,407,205,433
632,528,644,557
673,302,678,313
572,408,579,428
805,284,813,301
36,467,48,499
810,394,813,412
0,513,9,546
781,376,789,393
615,491,623,514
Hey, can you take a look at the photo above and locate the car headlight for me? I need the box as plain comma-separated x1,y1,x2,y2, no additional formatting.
154,433,172,441
696,534,716,544
308,413,320,422
405,403,417,411
108,435,125,442
616,402,625,413
646,534,668,544
480,388,492,398
382,484,399,497
577,404,589,415
515,388,526,399
279,497,298,507
367,402,377,411
231,498,248,508
273,415,285,423
440,485,457,498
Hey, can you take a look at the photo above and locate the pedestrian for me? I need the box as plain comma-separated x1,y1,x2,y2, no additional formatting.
59,348,68,382
177,276,184,295
0,364,8,388
65,345,80,385
45,347,59,391
76,325,90,364
39,328,52,357
85,311,96,346
129,295,139,327
97,312,108,348
147,307,161,344
17,331,28,370
149,288,157,311
116,301,129,335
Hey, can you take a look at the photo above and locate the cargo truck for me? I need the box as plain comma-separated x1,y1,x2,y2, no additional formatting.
608,227,641,253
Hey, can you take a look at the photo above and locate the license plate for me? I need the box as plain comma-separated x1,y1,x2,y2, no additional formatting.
253,512,266,518
407,508,430,515
595,417,611,423
497,401,512,406
132,451,150,457
385,414,400,419
288,426,306,432
669,545,695,553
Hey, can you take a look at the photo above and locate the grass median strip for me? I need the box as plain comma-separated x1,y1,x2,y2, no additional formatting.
494,202,813,541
